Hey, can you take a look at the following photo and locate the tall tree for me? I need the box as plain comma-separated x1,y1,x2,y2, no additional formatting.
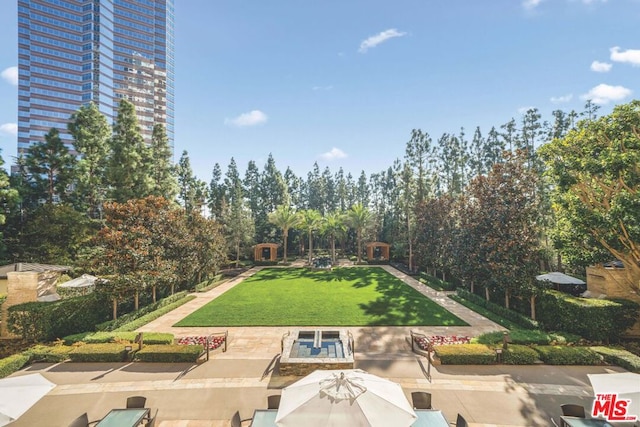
322,211,347,263
68,102,110,216
208,163,225,220
177,150,198,214
346,203,372,264
539,100,640,296
24,128,76,204
268,204,301,263
107,99,152,202
297,209,322,264
149,124,178,200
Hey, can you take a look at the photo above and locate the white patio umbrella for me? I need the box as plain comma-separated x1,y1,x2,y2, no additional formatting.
0,373,56,426
535,272,585,285
275,369,417,427
588,372,640,419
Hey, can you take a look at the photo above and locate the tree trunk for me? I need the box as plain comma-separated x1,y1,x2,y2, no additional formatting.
283,230,288,263
557,253,562,272
134,291,139,310
505,289,510,309
530,295,536,320
407,216,413,271
470,281,475,293
485,287,489,301
112,298,118,320
152,285,157,303
235,241,240,267
308,231,313,264
171,283,175,295
331,236,336,263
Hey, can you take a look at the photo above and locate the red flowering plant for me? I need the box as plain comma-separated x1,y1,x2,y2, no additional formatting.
413,335,470,351
177,335,226,350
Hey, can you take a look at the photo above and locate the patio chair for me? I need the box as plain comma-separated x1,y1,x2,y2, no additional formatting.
145,409,158,427
230,410,252,427
68,413,89,427
267,394,281,409
455,413,469,427
411,391,432,409
550,417,560,427
560,404,586,418
126,395,147,409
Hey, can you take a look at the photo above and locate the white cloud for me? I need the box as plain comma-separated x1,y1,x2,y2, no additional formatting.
312,85,333,91
550,94,573,103
522,0,543,10
610,46,640,66
581,83,632,105
224,110,268,127
359,29,406,53
319,147,347,161
0,123,17,136
590,60,612,72
1,66,18,86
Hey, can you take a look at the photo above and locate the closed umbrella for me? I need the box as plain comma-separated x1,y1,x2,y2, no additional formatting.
0,373,56,426
275,369,417,427
588,373,640,420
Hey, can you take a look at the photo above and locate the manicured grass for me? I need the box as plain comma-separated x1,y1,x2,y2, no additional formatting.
174,267,468,327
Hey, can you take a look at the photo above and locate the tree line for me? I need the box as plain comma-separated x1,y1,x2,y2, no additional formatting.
0,98,637,313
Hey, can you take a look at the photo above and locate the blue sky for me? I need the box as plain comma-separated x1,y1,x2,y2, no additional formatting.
0,0,638,181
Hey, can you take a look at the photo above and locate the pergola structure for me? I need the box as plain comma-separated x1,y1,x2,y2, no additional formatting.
254,243,279,262
365,242,390,261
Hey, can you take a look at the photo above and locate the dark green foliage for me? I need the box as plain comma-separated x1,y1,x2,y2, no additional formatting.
456,289,539,329
450,294,521,330
194,275,224,292
502,345,540,364
68,343,129,362
0,353,31,378
590,346,640,373
533,346,602,365
8,293,111,341
70,332,173,345
96,291,188,331
536,291,639,341
417,273,455,291
134,344,203,363
434,344,496,365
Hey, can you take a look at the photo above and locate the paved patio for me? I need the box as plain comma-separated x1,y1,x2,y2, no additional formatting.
8,264,632,426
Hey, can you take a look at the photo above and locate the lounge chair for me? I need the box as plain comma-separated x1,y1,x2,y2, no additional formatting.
411,391,432,409
126,395,147,409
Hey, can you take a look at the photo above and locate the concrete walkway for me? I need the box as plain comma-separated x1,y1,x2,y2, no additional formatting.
9,265,632,427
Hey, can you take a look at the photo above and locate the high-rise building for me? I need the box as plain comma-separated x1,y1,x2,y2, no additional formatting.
17,0,174,155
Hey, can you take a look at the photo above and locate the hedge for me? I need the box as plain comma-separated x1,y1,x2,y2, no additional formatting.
112,295,196,332
474,330,581,346
536,291,639,342
134,344,203,363
195,275,224,292
417,273,455,291
533,345,602,365
68,343,129,362
26,344,74,363
7,293,112,341
590,346,640,373
502,345,540,365
0,353,31,378
434,344,496,365
64,332,174,345
96,291,189,331
456,289,539,329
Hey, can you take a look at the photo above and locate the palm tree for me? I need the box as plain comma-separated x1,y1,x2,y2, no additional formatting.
346,203,372,263
268,205,300,263
297,209,322,264
322,211,347,264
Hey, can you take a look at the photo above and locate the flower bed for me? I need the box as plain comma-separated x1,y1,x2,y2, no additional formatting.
414,335,470,351
177,335,226,351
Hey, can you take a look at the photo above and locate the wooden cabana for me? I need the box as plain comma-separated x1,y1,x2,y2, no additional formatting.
254,243,279,261
366,242,390,261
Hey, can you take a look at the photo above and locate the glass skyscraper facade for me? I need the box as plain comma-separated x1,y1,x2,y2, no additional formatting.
17,0,174,155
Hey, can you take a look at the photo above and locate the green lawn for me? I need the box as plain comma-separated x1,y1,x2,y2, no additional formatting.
174,267,468,327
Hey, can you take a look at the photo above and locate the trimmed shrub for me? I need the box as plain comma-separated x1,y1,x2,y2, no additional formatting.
590,346,640,373
254,260,278,266
417,273,455,291
474,330,581,346
68,343,129,362
134,344,203,363
112,296,195,332
79,332,174,345
456,289,539,329
195,275,224,292
536,291,639,342
534,346,602,365
7,293,111,341
502,345,540,364
434,344,496,365
96,291,189,331
0,353,30,378
27,344,74,363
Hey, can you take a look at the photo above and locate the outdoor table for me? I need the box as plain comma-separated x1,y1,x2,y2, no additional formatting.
96,408,150,427
249,409,277,426
560,416,615,427
411,409,449,427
